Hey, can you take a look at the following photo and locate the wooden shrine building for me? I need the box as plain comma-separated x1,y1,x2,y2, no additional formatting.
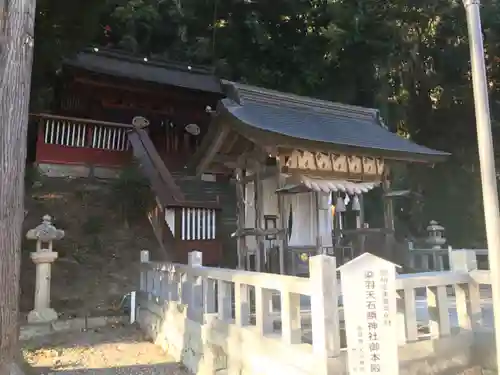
191,82,449,275
36,48,223,171
31,48,449,272
31,49,235,265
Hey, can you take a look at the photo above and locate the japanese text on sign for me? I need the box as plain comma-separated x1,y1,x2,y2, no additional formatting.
340,253,399,375
380,269,391,326
365,271,380,373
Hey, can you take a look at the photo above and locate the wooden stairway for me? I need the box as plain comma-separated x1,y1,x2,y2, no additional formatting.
127,128,223,265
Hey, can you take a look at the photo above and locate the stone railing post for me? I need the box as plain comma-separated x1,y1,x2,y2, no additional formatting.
188,251,203,321
450,249,482,331
140,250,150,293
26,215,64,323
309,254,341,375
450,249,478,272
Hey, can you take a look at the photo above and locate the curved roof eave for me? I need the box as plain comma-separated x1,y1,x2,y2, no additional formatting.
218,99,450,164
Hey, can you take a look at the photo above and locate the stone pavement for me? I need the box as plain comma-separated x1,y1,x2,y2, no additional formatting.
22,323,190,375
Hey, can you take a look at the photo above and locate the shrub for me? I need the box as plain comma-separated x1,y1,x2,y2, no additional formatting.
109,162,153,228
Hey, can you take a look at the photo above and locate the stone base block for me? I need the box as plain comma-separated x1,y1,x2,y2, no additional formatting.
37,163,122,180
27,308,58,324
38,163,90,178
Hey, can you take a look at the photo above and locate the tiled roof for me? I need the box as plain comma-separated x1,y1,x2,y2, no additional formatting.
221,81,450,162
64,49,223,94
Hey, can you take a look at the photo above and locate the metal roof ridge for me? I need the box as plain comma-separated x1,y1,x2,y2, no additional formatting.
221,96,375,125
223,80,380,123
75,49,217,76
244,92,379,122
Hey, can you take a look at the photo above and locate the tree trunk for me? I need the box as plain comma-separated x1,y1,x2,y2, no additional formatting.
0,0,36,374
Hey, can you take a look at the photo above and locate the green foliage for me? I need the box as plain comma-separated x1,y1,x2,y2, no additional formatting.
32,0,107,109
82,216,106,236
24,165,42,189
109,162,153,226
81,215,105,253
52,216,70,231
74,189,91,203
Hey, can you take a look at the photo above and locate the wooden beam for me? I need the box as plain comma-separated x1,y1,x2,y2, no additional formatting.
382,168,395,231
254,162,265,272
239,166,280,185
277,172,288,274
382,167,396,261
195,124,230,176
359,194,366,254
235,168,246,269
188,118,220,171
30,113,134,129
220,131,239,154
212,154,239,164
277,167,382,182
244,147,269,165
231,228,286,238
72,76,216,103
202,164,233,175
214,144,264,163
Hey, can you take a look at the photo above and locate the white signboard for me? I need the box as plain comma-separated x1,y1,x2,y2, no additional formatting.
339,253,399,375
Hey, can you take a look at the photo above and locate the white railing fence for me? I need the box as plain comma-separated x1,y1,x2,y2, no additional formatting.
180,207,217,240
137,248,492,374
91,124,129,151
139,250,339,374
42,116,129,152
44,119,88,147
408,246,489,272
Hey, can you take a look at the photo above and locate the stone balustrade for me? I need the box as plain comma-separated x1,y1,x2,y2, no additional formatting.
137,249,495,375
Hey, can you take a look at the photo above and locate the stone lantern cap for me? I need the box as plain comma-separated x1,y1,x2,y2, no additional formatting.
26,215,65,242
426,220,444,233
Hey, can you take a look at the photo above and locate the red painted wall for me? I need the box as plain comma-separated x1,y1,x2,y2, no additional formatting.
35,121,132,167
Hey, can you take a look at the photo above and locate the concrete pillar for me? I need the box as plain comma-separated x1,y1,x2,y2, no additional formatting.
26,215,64,324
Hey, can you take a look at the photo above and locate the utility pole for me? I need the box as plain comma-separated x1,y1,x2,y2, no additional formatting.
463,0,500,370
0,0,36,374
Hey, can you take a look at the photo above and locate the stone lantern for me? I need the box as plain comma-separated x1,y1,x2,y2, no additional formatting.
26,215,64,323
425,220,446,249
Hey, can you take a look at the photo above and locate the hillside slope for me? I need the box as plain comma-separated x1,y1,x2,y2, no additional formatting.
21,176,161,319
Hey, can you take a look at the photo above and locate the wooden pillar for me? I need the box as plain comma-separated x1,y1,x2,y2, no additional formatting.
359,194,366,227
277,173,288,274
382,169,396,260
383,182,395,231
254,164,265,272
359,194,368,255
314,192,322,254
333,192,343,248
235,168,246,269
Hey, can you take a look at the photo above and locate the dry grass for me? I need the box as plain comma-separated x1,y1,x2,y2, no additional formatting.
21,177,160,319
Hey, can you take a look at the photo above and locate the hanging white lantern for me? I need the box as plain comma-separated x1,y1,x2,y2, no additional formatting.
352,195,361,211
336,196,346,212
344,194,351,207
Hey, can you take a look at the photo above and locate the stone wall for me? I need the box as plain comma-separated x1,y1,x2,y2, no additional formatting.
137,296,329,375
37,163,121,179
137,295,493,375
